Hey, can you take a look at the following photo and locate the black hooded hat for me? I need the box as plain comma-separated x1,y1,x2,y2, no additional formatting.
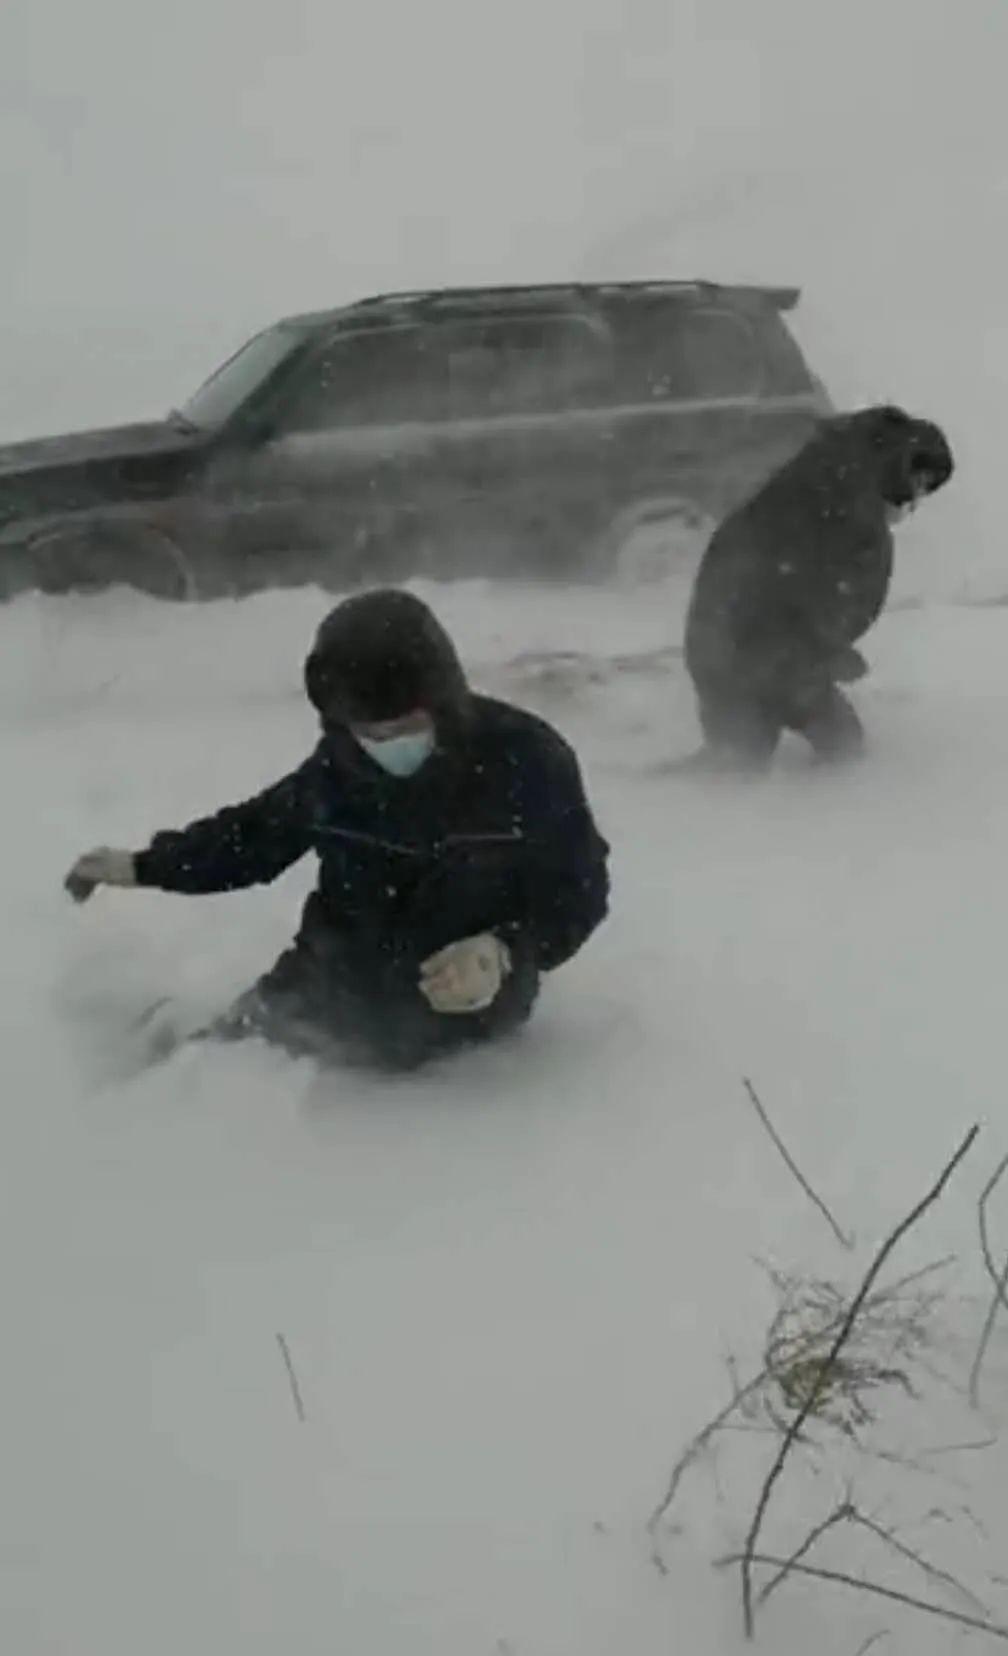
304,588,470,729
838,404,954,508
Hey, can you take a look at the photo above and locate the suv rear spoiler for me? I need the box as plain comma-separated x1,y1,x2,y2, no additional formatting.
707,283,800,311
591,280,801,312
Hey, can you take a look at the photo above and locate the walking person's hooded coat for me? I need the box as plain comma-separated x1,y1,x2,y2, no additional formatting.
683,404,954,767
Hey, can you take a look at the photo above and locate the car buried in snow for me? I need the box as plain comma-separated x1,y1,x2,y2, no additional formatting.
0,280,830,600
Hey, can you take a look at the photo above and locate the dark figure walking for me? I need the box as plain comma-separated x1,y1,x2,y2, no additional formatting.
683,404,954,770
65,590,610,1069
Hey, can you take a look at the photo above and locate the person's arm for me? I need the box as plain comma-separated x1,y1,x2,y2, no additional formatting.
776,514,894,656
65,763,317,902
514,735,610,972
414,737,608,1015
134,766,315,894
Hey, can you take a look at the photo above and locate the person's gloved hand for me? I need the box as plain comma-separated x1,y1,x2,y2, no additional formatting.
64,847,137,904
419,933,511,1014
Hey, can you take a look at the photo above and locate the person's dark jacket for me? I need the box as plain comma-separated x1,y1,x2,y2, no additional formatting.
685,404,954,702
133,696,610,994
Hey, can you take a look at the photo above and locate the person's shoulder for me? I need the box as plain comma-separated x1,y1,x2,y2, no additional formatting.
307,727,364,773
471,694,578,764
280,732,362,802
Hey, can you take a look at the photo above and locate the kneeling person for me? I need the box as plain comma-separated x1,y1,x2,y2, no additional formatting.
65,589,610,1068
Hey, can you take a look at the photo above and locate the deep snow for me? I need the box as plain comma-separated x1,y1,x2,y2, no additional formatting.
3,559,1008,1655
5,0,1008,1648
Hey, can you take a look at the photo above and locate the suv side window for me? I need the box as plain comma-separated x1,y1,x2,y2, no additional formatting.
275,313,613,433
757,313,817,394
277,326,449,431
438,314,612,418
619,305,763,403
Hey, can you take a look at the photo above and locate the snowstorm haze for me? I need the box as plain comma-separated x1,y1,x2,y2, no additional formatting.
3,0,1007,482
6,5,1008,1655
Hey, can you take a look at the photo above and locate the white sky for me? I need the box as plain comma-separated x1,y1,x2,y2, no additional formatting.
1,0,1005,501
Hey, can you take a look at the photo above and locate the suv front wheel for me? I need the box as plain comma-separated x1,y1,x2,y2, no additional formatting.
29,523,197,600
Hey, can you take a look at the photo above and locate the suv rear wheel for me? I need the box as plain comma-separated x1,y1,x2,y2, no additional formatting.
604,495,718,587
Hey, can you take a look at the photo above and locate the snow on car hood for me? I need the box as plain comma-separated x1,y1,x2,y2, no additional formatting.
0,419,199,477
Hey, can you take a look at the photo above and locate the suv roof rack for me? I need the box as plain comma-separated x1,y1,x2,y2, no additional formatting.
284,280,801,330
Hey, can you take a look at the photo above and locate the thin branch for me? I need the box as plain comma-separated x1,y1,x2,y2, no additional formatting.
742,1078,853,1249
739,1123,980,1638
978,1152,1008,1288
866,1256,956,1299
914,1349,970,1402
648,1258,953,1569
848,1440,940,1483
853,1635,890,1656
646,1361,776,1571
719,1553,1008,1643
958,1506,991,1543
917,1503,990,1544
849,1509,990,1618
757,1499,990,1621
970,1151,1008,1408
757,1499,854,1606
131,995,172,1029
276,1331,306,1424
970,1252,1008,1406
724,1353,743,1401
647,1308,854,1569
920,1436,998,1459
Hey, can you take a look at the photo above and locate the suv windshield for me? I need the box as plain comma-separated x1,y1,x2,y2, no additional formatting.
180,324,300,429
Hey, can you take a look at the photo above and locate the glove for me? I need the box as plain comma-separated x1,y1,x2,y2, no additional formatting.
419,933,511,1015
64,846,138,903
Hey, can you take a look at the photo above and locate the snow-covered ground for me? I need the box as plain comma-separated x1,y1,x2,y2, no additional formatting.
3,557,1008,1655
6,0,1008,1649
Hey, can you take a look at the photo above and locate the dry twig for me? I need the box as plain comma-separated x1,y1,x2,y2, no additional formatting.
920,1436,997,1458
647,1311,866,1569
852,1634,889,1656
743,1078,852,1249
648,1258,953,1569
755,1495,988,1621
276,1331,307,1424
720,1552,1008,1643
647,1360,779,1572
969,1151,1008,1408
757,1259,942,1441
738,1123,979,1637
757,1499,854,1606
849,1508,990,1618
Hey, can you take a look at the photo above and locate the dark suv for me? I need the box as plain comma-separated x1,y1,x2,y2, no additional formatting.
0,280,829,600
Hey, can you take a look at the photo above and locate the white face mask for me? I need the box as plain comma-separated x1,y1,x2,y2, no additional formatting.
886,497,921,526
357,727,435,778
